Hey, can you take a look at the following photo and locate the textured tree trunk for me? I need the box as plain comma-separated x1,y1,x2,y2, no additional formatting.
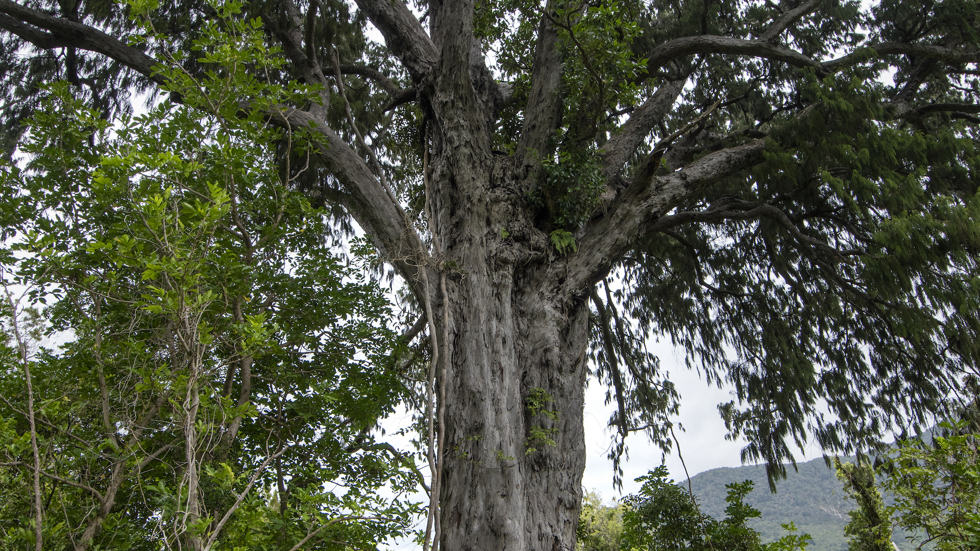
431,155,589,550
439,290,589,551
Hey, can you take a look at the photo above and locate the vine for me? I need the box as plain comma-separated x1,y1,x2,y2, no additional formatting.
526,388,560,455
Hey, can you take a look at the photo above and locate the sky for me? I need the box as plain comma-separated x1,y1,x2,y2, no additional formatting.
579,338,817,503
580,342,748,500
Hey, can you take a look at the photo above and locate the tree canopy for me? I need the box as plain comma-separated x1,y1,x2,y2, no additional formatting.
0,46,420,548
2,0,980,548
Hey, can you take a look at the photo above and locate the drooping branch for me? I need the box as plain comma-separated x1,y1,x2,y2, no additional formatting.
272,2,415,111
590,287,629,438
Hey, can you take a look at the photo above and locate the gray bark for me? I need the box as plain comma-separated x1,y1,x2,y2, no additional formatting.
429,154,588,550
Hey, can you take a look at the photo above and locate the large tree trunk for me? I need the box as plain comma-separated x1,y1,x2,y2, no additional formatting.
440,280,589,550
433,156,590,550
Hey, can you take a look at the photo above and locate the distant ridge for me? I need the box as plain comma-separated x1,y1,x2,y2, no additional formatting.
682,455,922,551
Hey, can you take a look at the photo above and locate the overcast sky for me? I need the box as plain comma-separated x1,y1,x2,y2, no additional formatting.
582,340,760,502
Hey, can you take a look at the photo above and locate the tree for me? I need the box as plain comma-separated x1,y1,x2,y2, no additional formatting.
2,0,980,549
0,36,419,548
621,466,812,551
880,422,980,551
836,421,980,551
577,491,625,551
836,458,894,551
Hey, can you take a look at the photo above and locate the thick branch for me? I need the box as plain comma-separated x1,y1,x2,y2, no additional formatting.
400,315,427,345
429,0,492,160
649,199,863,258
324,64,402,95
0,0,161,81
352,0,437,83
431,0,475,87
273,0,330,115
918,103,980,115
644,34,980,78
517,6,563,167
565,140,768,293
823,42,980,71
0,12,66,48
267,106,429,297
599,78,687,183
645,35,819,74
384,88,418,112
758,0,823,43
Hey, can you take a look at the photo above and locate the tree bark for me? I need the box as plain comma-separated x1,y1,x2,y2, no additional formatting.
438,284,589,551
423,147,589,550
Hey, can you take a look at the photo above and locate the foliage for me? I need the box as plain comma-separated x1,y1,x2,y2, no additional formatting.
535,150,604,231
525,387,560,454
683,456,864,551
550,229,579,256
836,459,893,551
622,466,811,551
0,8,419,548
577,491,625,551
880,421,980,551
833,421,980,551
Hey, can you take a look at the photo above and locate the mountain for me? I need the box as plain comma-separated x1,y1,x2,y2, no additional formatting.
683,456,923,551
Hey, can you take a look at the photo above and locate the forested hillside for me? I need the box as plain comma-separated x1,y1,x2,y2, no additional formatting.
684,457,923,551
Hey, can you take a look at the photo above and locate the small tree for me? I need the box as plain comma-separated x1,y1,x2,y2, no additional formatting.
0,13,419,547
836,457,894,551
837,421,980,551
577,491,625,551
882,422,980,551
